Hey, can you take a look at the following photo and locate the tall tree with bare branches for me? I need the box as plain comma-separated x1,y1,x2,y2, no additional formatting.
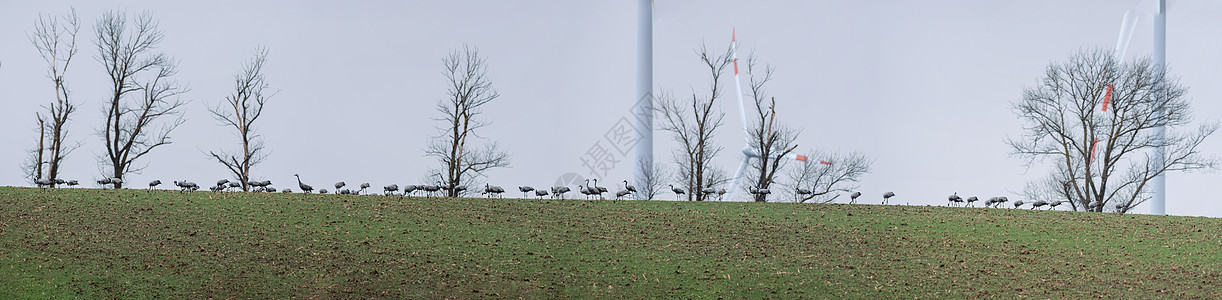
740,54,799,202
1008,48,1217,214
425,45,510,197
94,10,188,188
23,8,82,185
208,47,273,192
657,43,731,201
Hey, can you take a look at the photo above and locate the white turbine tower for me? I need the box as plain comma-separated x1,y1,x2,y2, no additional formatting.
725,29,811,201
1150,0,1166,215
633,0,653,197
1107,0,1166,215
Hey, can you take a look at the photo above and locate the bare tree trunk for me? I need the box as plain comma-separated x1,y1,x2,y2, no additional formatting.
657,43,731,201
426,45,510,197
95,10,188,188
208,47,273,192
29,8,81,185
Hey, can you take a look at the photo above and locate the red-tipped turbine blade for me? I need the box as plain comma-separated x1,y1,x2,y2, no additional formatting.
1088,137,1100,164
795,155,808,162
1102,84,1113,112
819,160,833,165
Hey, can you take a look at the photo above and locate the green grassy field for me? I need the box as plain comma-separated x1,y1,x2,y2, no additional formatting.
0,187,1220,298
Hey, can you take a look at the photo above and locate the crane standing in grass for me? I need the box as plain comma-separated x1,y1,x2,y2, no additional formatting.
293,174,314,194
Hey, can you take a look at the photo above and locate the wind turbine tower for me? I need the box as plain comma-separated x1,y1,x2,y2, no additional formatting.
634,0,653,196
1151,0,1166,215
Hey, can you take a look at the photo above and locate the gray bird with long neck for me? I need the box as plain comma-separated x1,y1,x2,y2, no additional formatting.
669,184,685,201
293,174,314,194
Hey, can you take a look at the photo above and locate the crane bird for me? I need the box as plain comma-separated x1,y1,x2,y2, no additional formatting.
216,179,230,187
748,187,771,201
422,184,440,197
173,181,198,192
1049,200,1064,210
669,184,685,201
66,180,78,187
1114,203,1128,212
1012,200,1024,209
551,186,570,199
359,182,371,194
403,185,418,197
702,186,717,199
882,192,895,204
281,188,291,193
535,189,549,199
796,188,813,197
384,184,399,196
266,187,277,193
293,174,314,194
210,185,224,192
339,189,352,195
483,184,505,198
986,197,1000,208
318,188,328,194
148,180,162,191
948,193,963,207
622,180,637,194
54,179,65,187
1032,200,1048,210
227,181,241,191
615,189,630,200
850,191,862,204
717,188,727,201
334,182,346,194
577,184,594,200
998,196,1009,208
966,196,979,207
34,178,53,188
108,178,123,188
519,186,535,198
591,179,608,199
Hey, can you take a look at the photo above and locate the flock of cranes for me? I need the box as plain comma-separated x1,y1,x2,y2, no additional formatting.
30,175,1103,211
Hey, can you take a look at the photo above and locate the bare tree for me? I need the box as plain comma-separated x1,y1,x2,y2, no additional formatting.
785,150,873,203
634,157,669,200
425,45,510,197
657,43,731,201
94,10,188,188
208,47,273,192
1007,48,1217,214
740,54,799,202
24,9,82,185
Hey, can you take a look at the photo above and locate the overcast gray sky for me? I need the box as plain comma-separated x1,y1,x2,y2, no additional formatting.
3,1,1221,216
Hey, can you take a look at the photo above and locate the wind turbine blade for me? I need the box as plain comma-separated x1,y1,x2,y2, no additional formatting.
1114,10,1138,60
731,28,751,143
726,157,751,201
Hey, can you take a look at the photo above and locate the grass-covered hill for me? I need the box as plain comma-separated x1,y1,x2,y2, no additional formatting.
1,187,1219,298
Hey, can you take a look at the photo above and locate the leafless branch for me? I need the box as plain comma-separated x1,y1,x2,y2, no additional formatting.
26,8,81,185
426,45,511,197
1008,48,1218,214
785,150,873,203
656,42,731,201
94,10,189,188
208,47,273,191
